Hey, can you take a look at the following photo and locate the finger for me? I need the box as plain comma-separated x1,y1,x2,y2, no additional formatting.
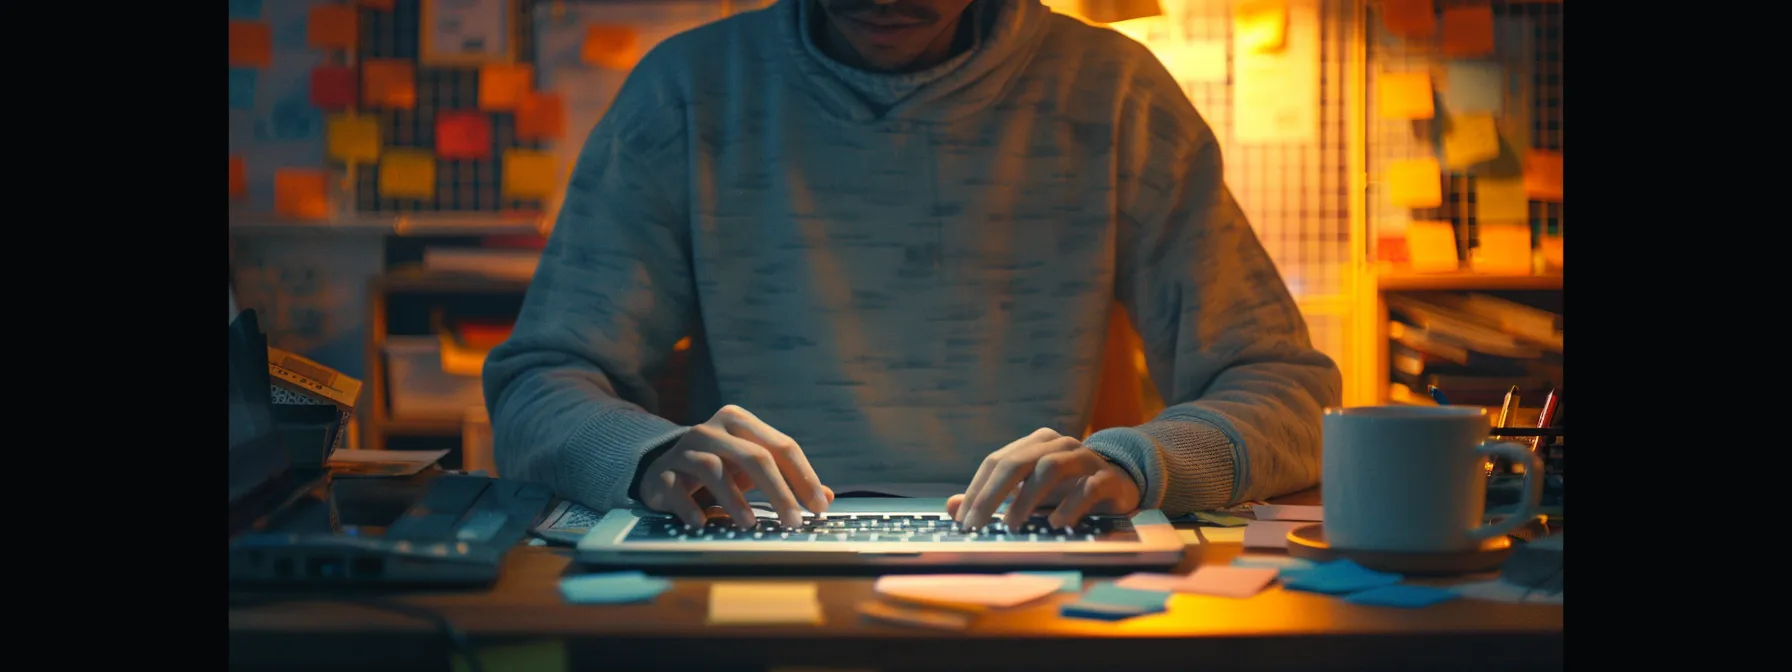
962,437,1082,530
700,425,806,528
713,405,830,513
822,486,835,504
1005,450,1102,529
644,470,708,528
945,494,965,518
675,449,757,529
957,428,1062,523
1048,473,1113,529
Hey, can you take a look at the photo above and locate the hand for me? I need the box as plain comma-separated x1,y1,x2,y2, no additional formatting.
948,428,1142,530
636,405,832,529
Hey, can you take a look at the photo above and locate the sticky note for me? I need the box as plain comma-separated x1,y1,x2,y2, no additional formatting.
1471,221,1531,274
516,91,566,141
274,169,330,220
362,59,416,109
229,21,272,67
1179,526,1246,545
857,600,974,631
583,24,642,70
558,571,671,605
479,64,534,112
1524,150,1562,201
1387,158,1442,208
1009,571,1082,593
1442,114,1501,169
1119,567,1279,599
310,66,357,109
1232,554,1316,573
1233,0,1287,53
1154,41,1228,83
1378,71,1433,120
358,0,396,9
1252,504,1322,522
436,112,492,160
1194,512,1252,527
379,150,437,199
1113,573,1190,593
1440,6,1495,57
307,4,358,50
1405,221,1459,273
502,150,557,199
229,69,257,110
1380,0,1435,38
1441,62,1504,114
230,156,247,199
326,115,381,164
874,574,1063,609
229,0,262,20
708,582,824,625
1345,585,1460,608
1061,583,1170,620
453,641,566,672
1281,560,1403,595
1242,521,1304,548
1476,176,1529,222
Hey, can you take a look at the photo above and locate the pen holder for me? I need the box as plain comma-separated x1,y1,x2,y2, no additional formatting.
1486,426,1563,477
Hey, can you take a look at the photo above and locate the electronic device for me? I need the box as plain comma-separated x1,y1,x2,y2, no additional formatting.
230,308,329,538
576,497,1184,570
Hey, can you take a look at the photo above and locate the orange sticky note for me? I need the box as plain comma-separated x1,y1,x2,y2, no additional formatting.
436,112,492,160
1380,0,1436,39
326,114,381,164
379,150,437,200
503,150,559,199
308,4,358,51
1378,71,1434,120
310,65,358,109
230,156,247,199
1388,158,1442,208
1440,6,1495,58
363,59,416,109
274,169,331,220
1471,221,1532,275
358,0,396,10
1233,0,1287,53
479,64,534,112
1524,150,1562,201
1405,221,1459,273
1442,113,1501,169
516,91,566,141
582,24,642,70
229,21,272,67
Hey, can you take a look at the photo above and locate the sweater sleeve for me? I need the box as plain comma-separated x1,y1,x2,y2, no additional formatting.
480,61,694,511
1082,62,1343,515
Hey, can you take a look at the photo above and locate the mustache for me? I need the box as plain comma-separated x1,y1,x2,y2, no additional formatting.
822,0,941,23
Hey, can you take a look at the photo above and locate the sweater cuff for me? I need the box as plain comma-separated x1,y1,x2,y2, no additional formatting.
560,407,690,510
1084,427,1166,511
1086,418,1239,515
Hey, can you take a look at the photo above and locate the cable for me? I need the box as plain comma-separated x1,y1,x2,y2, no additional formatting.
229,595,485,672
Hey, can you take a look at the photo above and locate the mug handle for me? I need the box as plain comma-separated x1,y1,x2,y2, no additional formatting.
1467,441,1545,542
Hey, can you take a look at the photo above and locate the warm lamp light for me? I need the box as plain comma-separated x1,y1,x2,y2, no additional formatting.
1079,0,1163,23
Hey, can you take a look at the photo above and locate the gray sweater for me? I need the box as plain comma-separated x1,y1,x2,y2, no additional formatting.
482,0,1341,516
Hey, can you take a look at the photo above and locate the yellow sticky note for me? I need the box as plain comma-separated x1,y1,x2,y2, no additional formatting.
1387,158,1442,208
1471,221,1532,275
1476,175,1529,222
1378,71,1434,120
1442,114,1501,169
326,115,381,164
1525,150,1562,201
1440,6,1495,58
582,24,642,71
478,64,534,112
379,150,436,199
1153,41,1229,84
502,150,558,199
1234,0,1287,53
708,583,823,626
274,169,330,220
1405,221,1459,273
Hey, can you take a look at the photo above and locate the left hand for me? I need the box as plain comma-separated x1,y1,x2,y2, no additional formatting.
947,428,1143,530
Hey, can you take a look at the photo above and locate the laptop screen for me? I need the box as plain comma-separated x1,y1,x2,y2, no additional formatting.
229,309,288,507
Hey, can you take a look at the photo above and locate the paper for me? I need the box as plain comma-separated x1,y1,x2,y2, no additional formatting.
1179,526,1246,544
1387,158,1442,207
1009,571,1082,593
1233,0,1287,53
1380,0,1435,38
229,69,257,110
479,64,535,111
874,574,1063,609
1476,176,1529,222
326,448,448,476
1152,41,1229,84
1442,113,1501,169
516,91,566,141
1232,554,1316,573
310,66,357,109
502,150,558,199
1452,579,1563,605
583,24,643,70
326,114,381,165
1280,560,1403,595
230,156,247,199
362,59,417,109
1061,583,1170,620
307,4,358,50
1405,221,1459,273
274,169,329,220
1195,512,1252,527
1251,504,1322,522
436,112,492,160
1441,61,1504,114
228,21,272,67
559,571,671,605
708,583,824,625
1232,0,1318,144
1377,71,1433,120
228,0,262,20
1183,566,1279,598
1345,584,1460,608
1242,521,1305,548
379,150,437,200
1524,150,1563,201
857,600,973,631
1440,6,1495,57
452,640,566,672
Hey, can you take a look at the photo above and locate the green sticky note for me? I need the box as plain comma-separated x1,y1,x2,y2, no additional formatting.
1195,512,1252,527
452,640,566,672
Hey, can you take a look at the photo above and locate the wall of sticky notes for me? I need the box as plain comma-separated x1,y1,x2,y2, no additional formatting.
1368,0,1563,271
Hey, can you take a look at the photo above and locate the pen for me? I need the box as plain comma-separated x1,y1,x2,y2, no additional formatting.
1427,385,1450,405
1531,388,1561,453
1495,385,1520,429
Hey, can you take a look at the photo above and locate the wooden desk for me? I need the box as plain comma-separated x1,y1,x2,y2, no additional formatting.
230,489,1563,671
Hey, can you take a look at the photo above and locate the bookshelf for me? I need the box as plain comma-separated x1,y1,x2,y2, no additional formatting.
1368,272,1562,408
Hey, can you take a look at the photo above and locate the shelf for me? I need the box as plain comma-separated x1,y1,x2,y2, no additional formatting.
231,212,546,237
378,266,532,294
1377,272,1562,292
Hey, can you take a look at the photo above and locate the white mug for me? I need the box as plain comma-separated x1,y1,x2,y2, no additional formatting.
1321,405,1543,553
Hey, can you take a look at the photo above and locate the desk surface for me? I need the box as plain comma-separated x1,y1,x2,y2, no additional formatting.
229,488,1563,672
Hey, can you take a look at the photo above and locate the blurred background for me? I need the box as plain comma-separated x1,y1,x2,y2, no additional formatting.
228,0,1563,471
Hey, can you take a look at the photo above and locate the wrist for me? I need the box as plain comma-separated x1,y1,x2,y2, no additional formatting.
627,433,685,502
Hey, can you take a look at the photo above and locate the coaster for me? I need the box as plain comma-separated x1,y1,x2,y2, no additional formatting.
1285,524,1515,576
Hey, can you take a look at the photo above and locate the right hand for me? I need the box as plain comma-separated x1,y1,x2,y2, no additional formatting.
636,405,832,529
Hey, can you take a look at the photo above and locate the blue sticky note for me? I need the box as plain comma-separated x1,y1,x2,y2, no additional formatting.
229,69,257,110
1081,583,1172,611
1282,560,1403,595
228,0,262,19
1344,585,1461,608
1443,61,1505,114
1232,555,1317,575
558,571,672,605
1060,601,1151,621
1013,571,1082,593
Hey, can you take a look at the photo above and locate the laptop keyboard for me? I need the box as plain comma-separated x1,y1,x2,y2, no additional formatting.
623,513,1139,543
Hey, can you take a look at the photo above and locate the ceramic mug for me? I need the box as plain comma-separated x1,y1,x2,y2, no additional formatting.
1321,405,1543,553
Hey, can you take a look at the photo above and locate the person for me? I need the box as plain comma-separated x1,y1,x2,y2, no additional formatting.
482,0,1342,533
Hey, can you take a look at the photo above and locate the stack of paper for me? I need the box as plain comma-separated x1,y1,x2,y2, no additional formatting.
1060,584,1172,621
874,574,1065,610
708,583,824,625
1114,566,1279,599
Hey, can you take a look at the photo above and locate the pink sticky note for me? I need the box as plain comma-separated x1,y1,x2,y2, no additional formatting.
873,574,1064,609
1182,566,1279,598
1114,573,1191,593
1253,504,1323,521
1243,521,1306,548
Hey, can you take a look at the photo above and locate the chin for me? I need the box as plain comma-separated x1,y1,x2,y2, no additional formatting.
854,49,926,72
